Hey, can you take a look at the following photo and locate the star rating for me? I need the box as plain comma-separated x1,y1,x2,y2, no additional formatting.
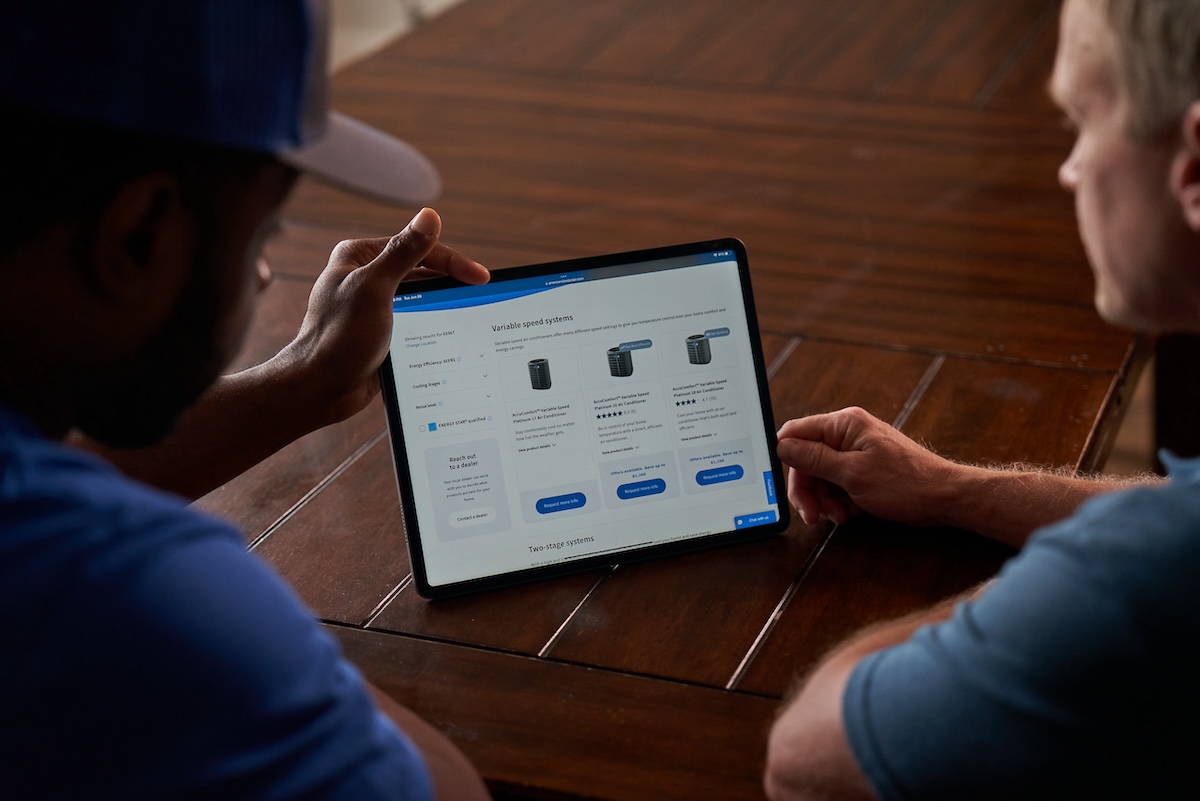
675,398,698,406
596,410,626,419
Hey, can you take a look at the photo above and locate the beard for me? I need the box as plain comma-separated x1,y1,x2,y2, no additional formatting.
75,240,236,449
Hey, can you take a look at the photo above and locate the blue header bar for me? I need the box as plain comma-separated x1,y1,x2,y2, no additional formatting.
393,250,736,313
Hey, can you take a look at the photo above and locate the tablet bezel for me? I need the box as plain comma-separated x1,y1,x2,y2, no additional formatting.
379,238,789,598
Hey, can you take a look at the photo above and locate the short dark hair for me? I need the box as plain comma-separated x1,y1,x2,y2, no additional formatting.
0,100,277,255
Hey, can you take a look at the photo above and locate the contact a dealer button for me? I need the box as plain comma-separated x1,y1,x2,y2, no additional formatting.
449,506,497,528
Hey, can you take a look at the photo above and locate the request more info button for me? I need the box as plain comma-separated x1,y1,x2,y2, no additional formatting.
449,507,497,528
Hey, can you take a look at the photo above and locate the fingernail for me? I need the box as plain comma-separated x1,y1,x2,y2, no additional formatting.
410,207,438,237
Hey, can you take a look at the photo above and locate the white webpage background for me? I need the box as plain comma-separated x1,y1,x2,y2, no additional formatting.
390,260,778,587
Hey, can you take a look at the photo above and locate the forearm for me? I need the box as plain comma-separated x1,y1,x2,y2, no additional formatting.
71,347,331,500
778,407,1160,549
938,463,1159,548
366,684,490,801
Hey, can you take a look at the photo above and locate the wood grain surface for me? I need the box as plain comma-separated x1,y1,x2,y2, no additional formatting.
205,2,1148,797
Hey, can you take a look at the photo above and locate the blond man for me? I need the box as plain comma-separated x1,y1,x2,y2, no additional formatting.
765,1,1200,798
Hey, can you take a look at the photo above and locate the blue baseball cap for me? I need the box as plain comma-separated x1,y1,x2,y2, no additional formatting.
0,0,440,204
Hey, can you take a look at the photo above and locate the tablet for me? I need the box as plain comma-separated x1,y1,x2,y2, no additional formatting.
380,238,790,598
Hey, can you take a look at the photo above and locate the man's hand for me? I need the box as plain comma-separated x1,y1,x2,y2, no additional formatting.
277,207,489,430
778,406,1149,547
75,208,490,501
777,407,965,529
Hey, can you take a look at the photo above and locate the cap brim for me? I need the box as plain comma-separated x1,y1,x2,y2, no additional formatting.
281,111,441,205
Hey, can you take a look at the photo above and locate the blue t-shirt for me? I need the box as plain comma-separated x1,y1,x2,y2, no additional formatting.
0,404,433,800
843,454,1200,799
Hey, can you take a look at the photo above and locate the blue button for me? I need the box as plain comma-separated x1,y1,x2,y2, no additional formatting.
616,478,667,500
536,492,587,514
696,464,745,486
735,510,778,529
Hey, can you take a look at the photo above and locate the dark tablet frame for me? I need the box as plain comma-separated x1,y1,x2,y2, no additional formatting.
379,238,789,598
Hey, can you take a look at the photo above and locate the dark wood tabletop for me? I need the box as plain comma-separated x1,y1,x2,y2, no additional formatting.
196,1,1148,798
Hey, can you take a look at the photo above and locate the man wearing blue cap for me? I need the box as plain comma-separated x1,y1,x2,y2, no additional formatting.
0,1,490,798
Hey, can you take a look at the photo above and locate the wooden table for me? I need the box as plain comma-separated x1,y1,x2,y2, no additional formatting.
197,1,1148,797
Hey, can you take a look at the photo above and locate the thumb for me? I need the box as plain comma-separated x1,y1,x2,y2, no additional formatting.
777,436,841,481
368,207,442,285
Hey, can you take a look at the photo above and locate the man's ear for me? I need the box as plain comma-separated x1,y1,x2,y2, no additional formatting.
86,172,196,311
1175,101,1200,232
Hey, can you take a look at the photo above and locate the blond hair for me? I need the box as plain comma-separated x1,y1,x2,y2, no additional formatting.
1100,0,1200,139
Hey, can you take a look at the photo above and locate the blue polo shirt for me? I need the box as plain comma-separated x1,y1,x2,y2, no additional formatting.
844,455,1200,798
0,403,433,800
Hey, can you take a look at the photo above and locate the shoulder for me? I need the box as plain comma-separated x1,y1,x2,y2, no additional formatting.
957,463,1200,682
840,465,1200,798
1026,457,1200,620
1,407,221,524
1,415,242,603
0,415,433,800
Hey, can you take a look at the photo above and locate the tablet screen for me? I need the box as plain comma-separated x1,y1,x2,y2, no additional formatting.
380,239,789,598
